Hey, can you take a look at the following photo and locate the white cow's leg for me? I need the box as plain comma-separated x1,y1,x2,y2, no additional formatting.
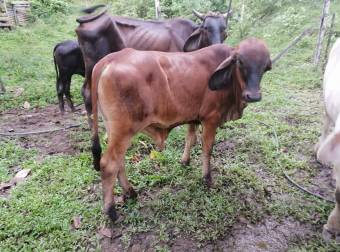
324,164,340,239
315,113,332,153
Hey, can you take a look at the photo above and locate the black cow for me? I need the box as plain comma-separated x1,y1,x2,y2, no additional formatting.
53,40,85,113
75,5,231,121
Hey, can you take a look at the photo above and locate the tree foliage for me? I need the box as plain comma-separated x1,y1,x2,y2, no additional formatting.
30,0,70,17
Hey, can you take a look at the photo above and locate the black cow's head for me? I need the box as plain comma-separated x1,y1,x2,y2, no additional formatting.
209,38,272,103
184,10,229,52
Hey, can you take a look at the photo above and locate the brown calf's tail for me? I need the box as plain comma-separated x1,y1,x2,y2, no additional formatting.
91,64,102,171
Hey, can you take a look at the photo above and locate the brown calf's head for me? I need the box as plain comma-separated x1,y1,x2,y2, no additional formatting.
183,10,228,52
209,37,271,103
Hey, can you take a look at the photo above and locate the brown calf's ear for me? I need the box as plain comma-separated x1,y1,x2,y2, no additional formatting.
317,131,340,165
208,53,237,90
183,28,203,52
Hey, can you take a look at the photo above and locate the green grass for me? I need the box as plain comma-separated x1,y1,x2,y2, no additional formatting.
1,0,340,250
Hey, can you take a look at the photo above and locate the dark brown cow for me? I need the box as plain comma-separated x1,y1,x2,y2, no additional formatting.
76,5,230,119
91,38,271,221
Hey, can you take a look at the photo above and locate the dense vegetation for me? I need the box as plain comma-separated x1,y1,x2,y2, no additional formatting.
1,0,340,250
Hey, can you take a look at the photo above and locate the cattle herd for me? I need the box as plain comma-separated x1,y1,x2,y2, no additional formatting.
51,4,340,238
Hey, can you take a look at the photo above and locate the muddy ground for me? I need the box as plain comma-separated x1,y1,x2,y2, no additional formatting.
0,106,334,251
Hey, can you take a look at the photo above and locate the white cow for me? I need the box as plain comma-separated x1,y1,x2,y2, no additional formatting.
316,38,340,239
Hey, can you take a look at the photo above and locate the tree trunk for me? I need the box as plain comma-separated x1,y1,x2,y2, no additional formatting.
313,0,330,66
155,0,161,19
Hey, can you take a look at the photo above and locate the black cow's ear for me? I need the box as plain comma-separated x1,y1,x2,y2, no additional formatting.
209,53,236,90
265,59,272,71
183,28,203,52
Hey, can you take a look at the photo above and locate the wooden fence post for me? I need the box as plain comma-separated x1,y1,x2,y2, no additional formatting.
225,0,232,30
313,0,330,66
0,78,5,93
323,13,335,70
155,0,161,19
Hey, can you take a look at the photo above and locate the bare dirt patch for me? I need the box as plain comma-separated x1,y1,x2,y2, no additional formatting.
217,217,313,252
0,105,87,155
100,217,313,252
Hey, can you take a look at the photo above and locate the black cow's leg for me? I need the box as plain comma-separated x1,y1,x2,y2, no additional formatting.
56,77,65,114
81,78,92,128
201,121,218,187
323,164,340,240
64,77,75,112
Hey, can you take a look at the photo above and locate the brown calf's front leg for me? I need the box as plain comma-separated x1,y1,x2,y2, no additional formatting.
323,164,340,240
201,121,218,187
181,124,198,166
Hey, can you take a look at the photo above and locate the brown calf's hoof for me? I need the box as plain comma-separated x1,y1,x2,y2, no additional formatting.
107,205,119,222
203,174,213,188
123,188,138,201
180,159,190,166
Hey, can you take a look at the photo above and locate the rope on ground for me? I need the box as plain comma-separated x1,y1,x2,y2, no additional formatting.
0,123,82,137
283,171,335,204
259,121,335,204
75,103,84,108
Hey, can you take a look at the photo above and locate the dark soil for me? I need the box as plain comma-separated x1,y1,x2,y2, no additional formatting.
100,217,313,252
0,105,87,155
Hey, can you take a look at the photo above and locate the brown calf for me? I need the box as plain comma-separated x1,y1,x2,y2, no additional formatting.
91,38,271,221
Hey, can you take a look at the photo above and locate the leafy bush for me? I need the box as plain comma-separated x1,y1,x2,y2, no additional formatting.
30,0,70,18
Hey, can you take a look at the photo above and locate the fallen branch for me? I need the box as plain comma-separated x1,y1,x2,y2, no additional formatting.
284,171,335,204
272,28,315,65
0,124,82,137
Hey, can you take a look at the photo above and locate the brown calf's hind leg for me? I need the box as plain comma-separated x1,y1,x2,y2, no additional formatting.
118,168,137,201
324,164,340,240
201,121,218,187
101,134,133,222
181,124,198,166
